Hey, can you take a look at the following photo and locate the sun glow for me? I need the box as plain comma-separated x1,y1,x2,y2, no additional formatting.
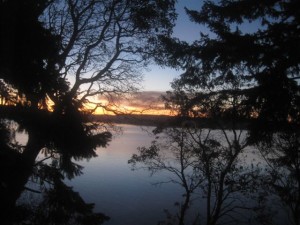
84,101,172,116
83,91,173,116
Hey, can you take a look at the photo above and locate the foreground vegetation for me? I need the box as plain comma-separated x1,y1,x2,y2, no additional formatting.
0,0,299,224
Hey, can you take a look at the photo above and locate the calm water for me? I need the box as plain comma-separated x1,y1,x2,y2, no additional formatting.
16,124,286,225
64,125,190,225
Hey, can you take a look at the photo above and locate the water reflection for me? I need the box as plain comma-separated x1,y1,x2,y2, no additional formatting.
1,112,299,225
66,125,185,225
0,109,111,225
129,125,300,225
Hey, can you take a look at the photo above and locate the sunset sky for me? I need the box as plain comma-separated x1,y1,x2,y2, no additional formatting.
109,0,263,116
90,91,172,115
94,1,202,115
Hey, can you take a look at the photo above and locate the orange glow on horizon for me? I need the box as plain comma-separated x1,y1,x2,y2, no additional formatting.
87,103,173,116
83,95,173,116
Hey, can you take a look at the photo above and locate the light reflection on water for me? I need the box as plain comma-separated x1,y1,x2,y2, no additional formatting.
65,125,188,225
15,123,273,225
13,122,291,225
64,125,268,225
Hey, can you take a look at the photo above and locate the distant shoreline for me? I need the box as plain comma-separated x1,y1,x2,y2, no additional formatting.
0,106,249,129
89,114,252,129
89,114,174,126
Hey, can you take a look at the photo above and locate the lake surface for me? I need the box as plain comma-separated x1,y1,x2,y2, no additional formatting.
64,124,190,225
15,124,287,225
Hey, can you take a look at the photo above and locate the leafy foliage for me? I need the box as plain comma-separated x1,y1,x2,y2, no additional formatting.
157,0,300,134
0,0,66,108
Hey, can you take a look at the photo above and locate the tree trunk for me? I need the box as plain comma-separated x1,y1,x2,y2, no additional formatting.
178,191,191,225
0,131,43,222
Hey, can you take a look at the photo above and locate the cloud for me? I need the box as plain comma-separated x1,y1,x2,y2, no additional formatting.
95,91,169,114
127,91,166,109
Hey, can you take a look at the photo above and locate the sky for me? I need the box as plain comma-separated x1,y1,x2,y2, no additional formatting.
142,0,203,92
91,1,265,115
91,1,205,115
142,1,264,93
93,1,206,115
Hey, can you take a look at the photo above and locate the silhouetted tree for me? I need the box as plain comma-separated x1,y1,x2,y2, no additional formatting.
129,124,260,225
257,130,300,225
41,0,176,113
0,1,124,223
156,0,300,136
0,116,111,224
130,127,203,225
151,1,300,224
0,0,66,109
24,162,109,225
